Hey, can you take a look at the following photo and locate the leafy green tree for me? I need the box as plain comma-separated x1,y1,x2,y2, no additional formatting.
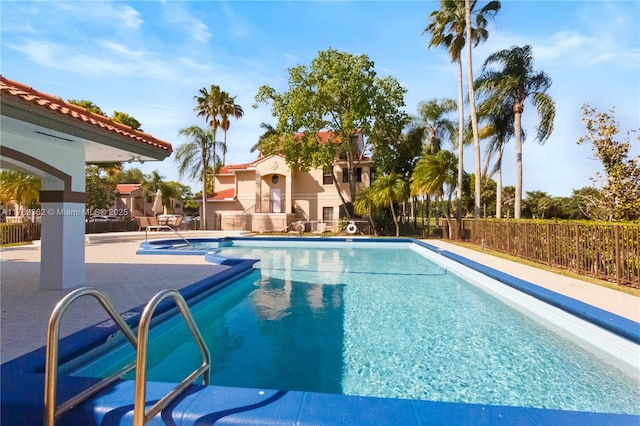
502,185,516,218
369,173,409,237
112,167,145,184
254,48,406,217
476,44,556,219
68,99,106,116
175,126,215,229
577,105,640,221
0,170,41,212
219,93,244,165
371,124,423,180
567,187,604,220
85,165,117,211
411,150,458,238
112,111,142,130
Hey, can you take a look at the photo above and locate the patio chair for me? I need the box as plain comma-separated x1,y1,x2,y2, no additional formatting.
146,216,170,232
135,216,150,231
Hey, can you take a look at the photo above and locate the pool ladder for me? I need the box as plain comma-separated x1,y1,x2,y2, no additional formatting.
44,287,211,425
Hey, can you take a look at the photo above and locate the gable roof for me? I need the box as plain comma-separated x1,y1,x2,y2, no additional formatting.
0,76,172,155
116,183,142,194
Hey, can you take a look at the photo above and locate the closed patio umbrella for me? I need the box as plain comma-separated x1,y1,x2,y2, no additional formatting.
151,189,163,216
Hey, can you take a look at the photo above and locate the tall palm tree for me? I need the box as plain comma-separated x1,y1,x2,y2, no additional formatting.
410,150,458,238
369,173,409,237
464,0,501,218
416,98,457,154
476,97,520,218
219,92,244,166
476,45,555,218
194,85,227,178
424,0,500,227
175,126,214,230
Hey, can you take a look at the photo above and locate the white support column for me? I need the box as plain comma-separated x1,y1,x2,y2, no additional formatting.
39,201,86,289
285,174,292,214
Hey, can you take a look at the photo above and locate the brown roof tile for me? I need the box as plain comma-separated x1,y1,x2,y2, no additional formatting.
0,75,172,154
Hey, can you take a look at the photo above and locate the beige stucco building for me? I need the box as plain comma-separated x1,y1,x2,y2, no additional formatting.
206,133,374,232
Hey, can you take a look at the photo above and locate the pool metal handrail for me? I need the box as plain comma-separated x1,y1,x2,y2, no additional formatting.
145,225,194,248
44,287,210,425
133,289,211,425
44,287,139,426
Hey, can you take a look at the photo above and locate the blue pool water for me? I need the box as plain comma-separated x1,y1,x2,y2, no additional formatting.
69,243,640,414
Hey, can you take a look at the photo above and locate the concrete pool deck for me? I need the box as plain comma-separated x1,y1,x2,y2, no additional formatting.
1,233,638,365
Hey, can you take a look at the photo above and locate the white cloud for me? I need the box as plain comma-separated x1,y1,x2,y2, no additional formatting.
160,2,211,43
99,40,144,59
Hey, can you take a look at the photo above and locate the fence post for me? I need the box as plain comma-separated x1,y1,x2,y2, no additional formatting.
575,224,581,275
546,223,552,266
614,225,621,285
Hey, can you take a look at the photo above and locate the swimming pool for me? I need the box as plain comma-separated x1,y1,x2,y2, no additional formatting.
2,237,639,425
70,240,639,414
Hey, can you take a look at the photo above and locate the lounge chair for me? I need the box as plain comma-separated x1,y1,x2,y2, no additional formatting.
146,217,171,232
135,216,150,231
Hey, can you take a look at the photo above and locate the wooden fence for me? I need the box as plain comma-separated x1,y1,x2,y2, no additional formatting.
459,219,640,288
0,222,42,245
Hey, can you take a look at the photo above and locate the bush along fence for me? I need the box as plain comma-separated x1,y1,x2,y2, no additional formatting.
456,219,640,288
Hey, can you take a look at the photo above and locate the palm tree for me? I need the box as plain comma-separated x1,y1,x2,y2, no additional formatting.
353,186,380,236
464,0,501,218
219,93,244,165
424,0,500,227
416,98,457,154
251,122,279,155
476,45,555,218
175,126,214,230
410,150,458,239
369,173,409,237
476,97,520,218
194,85,227,177
0,170,41,213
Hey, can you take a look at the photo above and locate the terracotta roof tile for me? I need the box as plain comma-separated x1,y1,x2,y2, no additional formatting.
0,76,172,154
208,188,235,200
116,183,142,194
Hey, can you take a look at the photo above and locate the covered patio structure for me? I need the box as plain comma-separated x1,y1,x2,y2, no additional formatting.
0,76,172,289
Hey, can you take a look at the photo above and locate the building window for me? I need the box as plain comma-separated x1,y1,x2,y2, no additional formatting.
342,167,362,183
370,166,376,183
323,207,334,223
323,168,333,185
271,175,279,184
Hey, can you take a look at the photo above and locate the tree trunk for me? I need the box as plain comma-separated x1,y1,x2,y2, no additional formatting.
390,200,400,237
201,150,208,230
332,170,352,219
455,57,465,236
496,144,504,218
465,0,482,219
514,106,523,219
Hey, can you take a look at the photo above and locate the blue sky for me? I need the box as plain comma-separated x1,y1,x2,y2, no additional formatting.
2,0,638,197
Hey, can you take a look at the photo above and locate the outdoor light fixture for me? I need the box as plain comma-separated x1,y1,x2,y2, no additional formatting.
128,156,145,164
